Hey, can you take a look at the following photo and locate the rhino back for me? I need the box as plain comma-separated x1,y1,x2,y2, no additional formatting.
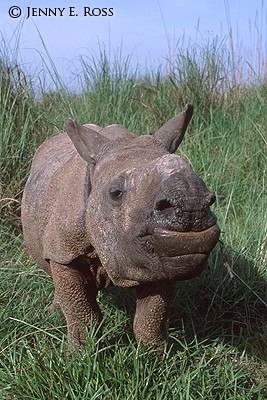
21,133,91,273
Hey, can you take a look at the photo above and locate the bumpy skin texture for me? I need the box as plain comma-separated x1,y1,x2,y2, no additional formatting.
21,105,220,349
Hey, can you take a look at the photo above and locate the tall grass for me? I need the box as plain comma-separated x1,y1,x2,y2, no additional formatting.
0,25,267,399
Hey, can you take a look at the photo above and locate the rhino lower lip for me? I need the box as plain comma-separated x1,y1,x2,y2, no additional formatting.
158,253,208,280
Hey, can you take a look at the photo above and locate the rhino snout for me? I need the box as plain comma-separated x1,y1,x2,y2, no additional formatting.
151,169,217,232
153,195,217,233
155,190,216,212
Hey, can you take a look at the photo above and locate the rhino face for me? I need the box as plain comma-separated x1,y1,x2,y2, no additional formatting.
86,151,220,286
66,104,220,287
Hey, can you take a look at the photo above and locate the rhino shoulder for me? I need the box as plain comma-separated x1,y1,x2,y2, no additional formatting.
24,132,92,266
31,133,74,170
42,154,92,265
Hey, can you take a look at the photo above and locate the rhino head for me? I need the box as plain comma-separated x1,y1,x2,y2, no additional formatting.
66,105,220,288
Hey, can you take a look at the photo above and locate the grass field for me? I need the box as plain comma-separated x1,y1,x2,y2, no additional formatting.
0,31,267,399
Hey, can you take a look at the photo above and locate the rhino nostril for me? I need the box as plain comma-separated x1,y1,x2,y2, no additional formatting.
155,199,174,212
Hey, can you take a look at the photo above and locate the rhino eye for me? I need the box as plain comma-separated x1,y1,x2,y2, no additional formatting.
109,188,123,201
108,178,126,206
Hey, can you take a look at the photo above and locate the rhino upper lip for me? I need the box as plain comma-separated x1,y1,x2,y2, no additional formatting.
138,224,220,257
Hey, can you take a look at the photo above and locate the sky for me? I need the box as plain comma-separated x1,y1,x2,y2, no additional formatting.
0,0,266,86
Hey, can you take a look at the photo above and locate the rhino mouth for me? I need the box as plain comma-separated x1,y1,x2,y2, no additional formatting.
139,224,220,280
152,224,220,256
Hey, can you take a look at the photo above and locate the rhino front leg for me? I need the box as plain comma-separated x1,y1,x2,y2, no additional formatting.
133,281,176,349
50,261,102,347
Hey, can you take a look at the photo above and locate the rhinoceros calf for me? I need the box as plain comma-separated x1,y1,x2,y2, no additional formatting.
21,104,220,349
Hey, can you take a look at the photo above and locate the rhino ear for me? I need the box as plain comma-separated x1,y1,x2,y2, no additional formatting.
66,118,110,163
153,104,193,153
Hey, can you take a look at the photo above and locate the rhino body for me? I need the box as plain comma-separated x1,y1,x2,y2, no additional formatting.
21,105,220,348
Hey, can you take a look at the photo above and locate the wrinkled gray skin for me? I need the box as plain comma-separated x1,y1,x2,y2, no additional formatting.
21,104,220,349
